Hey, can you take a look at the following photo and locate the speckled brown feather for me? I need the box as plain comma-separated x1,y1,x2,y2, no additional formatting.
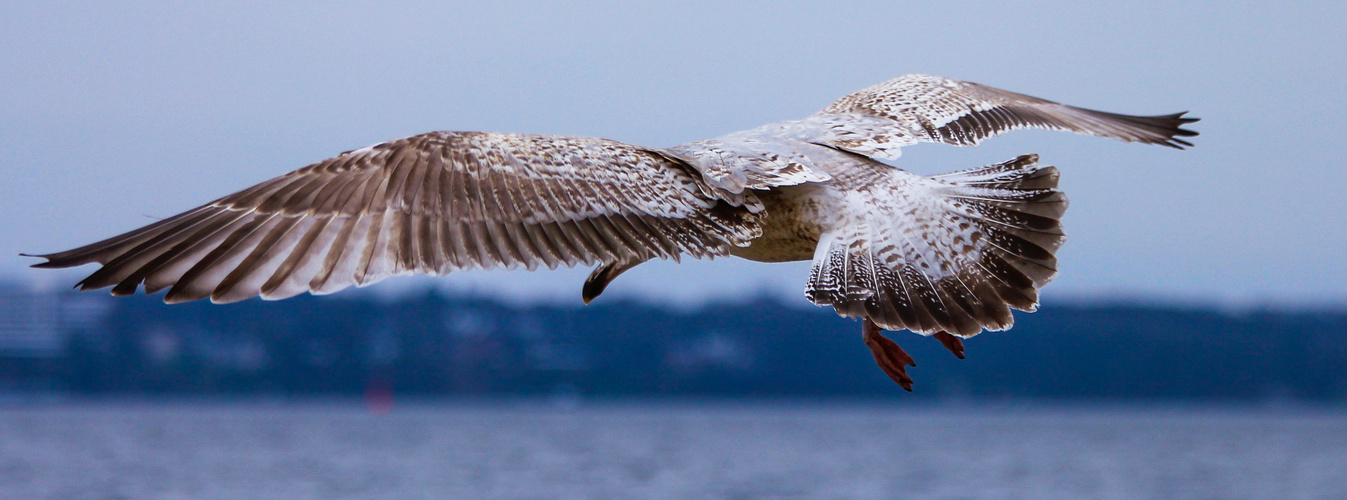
814,74,1198,158
803,154,1066,337
29,132,764,303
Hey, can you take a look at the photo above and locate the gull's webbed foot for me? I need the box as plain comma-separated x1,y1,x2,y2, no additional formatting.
862,318,916,391
932,331,965,359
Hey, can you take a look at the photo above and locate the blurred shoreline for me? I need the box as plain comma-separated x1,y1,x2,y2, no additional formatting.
3,280,1346,403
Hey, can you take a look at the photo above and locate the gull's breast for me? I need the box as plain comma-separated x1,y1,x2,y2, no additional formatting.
728,185,829,263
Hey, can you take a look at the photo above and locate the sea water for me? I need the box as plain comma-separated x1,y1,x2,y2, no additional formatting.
1,400,1343,499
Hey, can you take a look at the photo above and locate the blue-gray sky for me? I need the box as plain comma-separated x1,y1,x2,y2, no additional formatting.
3,1,1344,307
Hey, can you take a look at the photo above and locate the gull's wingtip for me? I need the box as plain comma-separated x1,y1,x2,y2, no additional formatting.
1134,110,1200,149
1171,111,1201,140
19,253,60,269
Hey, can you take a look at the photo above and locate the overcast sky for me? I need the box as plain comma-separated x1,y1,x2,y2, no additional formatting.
2,1,1343,308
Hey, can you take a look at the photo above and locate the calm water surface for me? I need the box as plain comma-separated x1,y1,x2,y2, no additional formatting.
1,401,1344,499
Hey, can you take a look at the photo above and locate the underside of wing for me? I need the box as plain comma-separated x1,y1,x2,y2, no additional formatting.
810,74,1199,159
805,154,1067,337
27,132,762,304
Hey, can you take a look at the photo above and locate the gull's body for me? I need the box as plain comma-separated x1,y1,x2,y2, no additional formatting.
27,75,1198,389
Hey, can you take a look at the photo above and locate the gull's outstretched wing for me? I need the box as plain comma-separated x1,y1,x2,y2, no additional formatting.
805,154,1067,337
811,74,1199,159
26,132,761,303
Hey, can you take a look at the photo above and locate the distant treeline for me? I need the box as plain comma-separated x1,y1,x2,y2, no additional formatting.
8,289,1347,401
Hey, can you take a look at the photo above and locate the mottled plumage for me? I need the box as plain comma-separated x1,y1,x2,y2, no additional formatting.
26,74,1198,390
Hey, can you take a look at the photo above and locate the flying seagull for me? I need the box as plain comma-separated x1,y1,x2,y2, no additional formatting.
25,74,1198,390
